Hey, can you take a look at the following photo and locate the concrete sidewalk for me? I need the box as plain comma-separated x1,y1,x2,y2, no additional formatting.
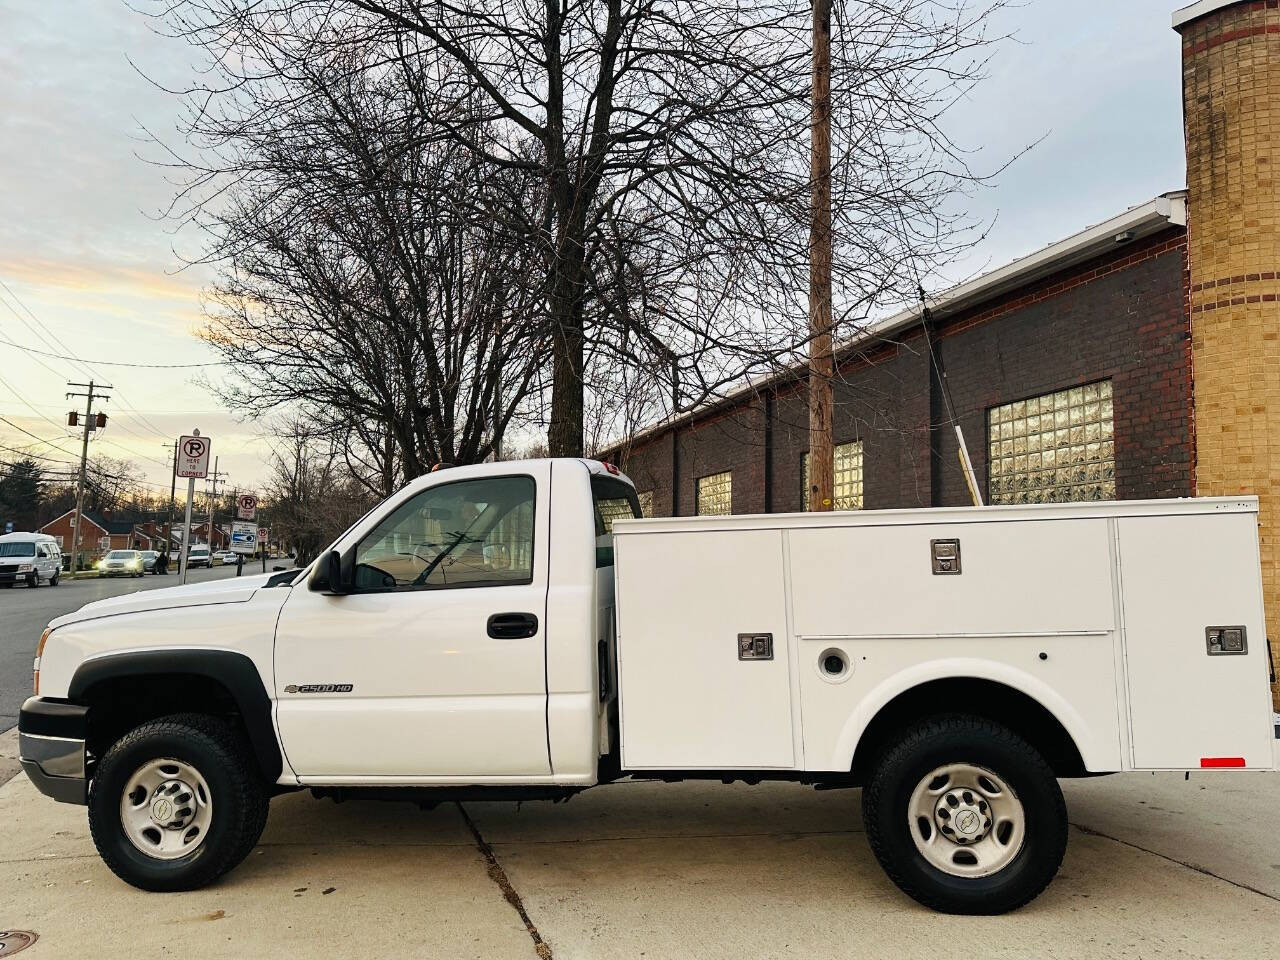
0,769,1276,959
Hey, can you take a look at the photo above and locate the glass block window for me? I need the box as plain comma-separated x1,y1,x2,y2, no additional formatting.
987,380,1115,505
696,471,733,516
802,440,864,510
596,496,637,533
636,490,654,518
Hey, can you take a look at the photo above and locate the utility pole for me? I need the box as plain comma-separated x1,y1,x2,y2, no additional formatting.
808,0,835,512
66,381,111,572
164,441,177,561
205,457,226,551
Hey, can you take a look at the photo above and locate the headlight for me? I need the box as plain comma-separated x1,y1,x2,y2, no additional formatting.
34,626,51,694
17,563,32,573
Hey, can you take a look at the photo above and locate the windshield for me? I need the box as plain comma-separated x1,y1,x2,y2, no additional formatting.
106,551,136,560
190,547,208,555
0,543,36,557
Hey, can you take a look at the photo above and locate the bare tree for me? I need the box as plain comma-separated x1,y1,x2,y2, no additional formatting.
262,419,376,565
153,0,1012,457
166,39,551,478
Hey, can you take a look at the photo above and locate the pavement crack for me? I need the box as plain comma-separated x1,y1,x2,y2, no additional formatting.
457,802,553,960
1070,820,1280,903
491,827,863,846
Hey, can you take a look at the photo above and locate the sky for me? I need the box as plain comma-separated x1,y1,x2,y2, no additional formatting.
0,0,1189,495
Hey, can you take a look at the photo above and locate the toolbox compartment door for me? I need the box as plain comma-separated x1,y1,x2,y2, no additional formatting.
1117,513,1274,769
614,529,794,769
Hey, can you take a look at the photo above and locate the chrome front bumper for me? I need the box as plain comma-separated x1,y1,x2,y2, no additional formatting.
18,698,89,805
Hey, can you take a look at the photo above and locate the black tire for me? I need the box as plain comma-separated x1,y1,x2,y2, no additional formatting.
27,573,38,588
88,714,270,892
50,572,59,586
862,714,1067,915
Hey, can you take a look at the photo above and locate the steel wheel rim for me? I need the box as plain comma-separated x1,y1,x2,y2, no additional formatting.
119,758,214,861
907,762,1025,878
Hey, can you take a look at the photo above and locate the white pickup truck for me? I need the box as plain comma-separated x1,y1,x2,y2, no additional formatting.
19,459,1280,913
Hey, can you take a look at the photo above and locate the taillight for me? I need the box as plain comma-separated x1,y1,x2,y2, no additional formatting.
603,461,620,475
33,626,50,694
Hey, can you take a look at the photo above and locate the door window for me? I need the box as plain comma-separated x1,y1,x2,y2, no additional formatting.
354,475,536,592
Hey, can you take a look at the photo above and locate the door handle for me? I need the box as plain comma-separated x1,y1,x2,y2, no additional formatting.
487,612,539,640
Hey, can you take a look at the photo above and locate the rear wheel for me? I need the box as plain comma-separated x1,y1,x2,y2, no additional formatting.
88,714,270,891
862,715,1067,914
50,571,59,586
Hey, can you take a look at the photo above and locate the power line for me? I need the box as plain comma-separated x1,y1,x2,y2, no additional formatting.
0,414,81,459
0,276,183,444
0,285,83,380
0,369,73,435
0,332,221,369
0,441,77,466
93,433,175,470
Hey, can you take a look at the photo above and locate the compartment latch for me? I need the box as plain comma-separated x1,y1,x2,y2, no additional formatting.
1205,626,1248,656
931,538,962,575
738,633,774,661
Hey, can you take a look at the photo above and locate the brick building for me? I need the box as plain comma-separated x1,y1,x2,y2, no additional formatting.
606,198,1192,517
602,0,1280,705
38,510,163,566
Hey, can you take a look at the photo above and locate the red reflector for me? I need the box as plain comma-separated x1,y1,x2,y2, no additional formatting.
603,461,620,475
1199,757,1246,768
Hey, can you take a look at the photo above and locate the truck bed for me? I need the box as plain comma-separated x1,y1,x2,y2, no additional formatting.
611,497,1276,775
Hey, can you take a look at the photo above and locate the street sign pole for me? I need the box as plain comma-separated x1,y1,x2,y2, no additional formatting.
175,428,212,586
179,475,195,585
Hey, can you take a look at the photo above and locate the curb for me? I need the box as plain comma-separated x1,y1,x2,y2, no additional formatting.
0,727,20,789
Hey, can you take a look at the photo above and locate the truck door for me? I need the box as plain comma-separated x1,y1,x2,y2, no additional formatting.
273,467,551,779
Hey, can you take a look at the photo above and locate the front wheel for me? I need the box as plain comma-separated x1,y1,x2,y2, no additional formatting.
88,714,270,891
862,715,1067,914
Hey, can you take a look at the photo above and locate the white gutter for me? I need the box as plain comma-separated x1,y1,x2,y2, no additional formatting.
1172,0,1244,29
608,193,1187,453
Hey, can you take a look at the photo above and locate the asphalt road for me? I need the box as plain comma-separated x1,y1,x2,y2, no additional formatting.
0,565,241,731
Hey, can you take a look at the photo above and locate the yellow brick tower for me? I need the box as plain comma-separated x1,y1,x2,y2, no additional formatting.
1175,0,1280,707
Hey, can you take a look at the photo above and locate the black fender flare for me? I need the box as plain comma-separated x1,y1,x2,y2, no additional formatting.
69,649,282,783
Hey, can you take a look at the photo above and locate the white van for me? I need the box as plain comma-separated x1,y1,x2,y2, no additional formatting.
0,532,62,587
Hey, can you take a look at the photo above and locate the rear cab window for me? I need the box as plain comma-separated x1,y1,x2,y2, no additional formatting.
592,475,642,568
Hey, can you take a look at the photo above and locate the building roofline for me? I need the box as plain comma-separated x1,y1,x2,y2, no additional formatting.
39,508,108,534
1172,0,1246,30
606,192,1187,455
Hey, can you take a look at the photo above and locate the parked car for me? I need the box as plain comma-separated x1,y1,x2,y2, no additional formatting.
186,545,211,568
215,550,238,566
139,550,159,573
97,550,144,578
0,532,61,587
17,460,1280,911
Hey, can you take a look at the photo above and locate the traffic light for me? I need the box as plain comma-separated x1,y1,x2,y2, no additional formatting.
96,412,107,429
68,411,78,427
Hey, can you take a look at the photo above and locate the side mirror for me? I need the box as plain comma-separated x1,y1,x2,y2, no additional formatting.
309,549,349,595
326,550,347,594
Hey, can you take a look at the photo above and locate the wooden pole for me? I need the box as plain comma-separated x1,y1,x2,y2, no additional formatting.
808,0,835,511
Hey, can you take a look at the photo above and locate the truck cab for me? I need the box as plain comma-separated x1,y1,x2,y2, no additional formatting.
272,458,634,783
